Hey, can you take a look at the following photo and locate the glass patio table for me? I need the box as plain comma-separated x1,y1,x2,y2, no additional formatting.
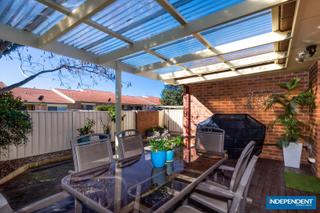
61,148,226,213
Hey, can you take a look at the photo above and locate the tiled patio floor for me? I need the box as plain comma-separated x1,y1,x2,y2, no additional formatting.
247,158,319,213
1,158,319,212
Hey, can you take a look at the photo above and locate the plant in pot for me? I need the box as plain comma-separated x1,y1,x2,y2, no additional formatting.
76,118,95,143
265,77,315,168
164,136,183,162
149,138,166,168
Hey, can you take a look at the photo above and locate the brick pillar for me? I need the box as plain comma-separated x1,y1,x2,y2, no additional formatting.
309,61,320,177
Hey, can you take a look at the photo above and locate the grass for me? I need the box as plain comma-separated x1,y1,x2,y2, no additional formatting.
284,171,320,194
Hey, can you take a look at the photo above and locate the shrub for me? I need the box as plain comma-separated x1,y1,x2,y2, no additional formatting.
77,118,95,136
0,92,32,149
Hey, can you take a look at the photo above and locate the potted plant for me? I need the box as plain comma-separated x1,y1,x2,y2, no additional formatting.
265,77,315,168
164,136,183,162
76,118,95,143
149,138,166,168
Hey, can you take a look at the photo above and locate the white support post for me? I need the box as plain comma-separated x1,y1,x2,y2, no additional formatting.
115,62,122,156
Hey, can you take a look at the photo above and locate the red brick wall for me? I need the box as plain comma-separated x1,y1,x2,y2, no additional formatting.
136,111,159,137
309,61,320,177
183,70,311,162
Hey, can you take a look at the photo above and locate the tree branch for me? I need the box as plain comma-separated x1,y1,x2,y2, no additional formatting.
0,65,65,94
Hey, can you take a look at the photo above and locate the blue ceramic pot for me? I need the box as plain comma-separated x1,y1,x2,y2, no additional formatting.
166,150,174,162
151,151,166,168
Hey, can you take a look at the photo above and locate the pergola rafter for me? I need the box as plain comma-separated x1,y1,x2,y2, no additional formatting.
97,0,290,64
39,0,116,45
160,52,287,80
155,0,235,70
136,31,291,73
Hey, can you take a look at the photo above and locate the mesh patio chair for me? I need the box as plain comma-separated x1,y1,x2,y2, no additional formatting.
115,129,144,166
175,155,259,213
72,133,113,172
195,126,226,157
209,141,256,192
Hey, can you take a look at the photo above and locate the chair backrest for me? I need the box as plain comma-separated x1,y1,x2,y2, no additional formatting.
229,155,258,213
72,133,113,172
116,129,144,161
195,126,225,156
0,193,13,213
229,141,255,192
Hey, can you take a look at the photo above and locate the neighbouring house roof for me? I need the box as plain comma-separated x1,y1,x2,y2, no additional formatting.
0,81,6,88
54,88,115,104
54,88,160,106
12,87,73,104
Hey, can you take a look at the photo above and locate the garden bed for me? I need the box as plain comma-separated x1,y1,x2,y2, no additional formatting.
0,150,72,182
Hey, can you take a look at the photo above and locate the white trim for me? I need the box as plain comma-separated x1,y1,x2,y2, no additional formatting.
52,89,75,103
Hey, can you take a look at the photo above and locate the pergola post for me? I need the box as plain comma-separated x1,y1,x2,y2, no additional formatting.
115,62,122,156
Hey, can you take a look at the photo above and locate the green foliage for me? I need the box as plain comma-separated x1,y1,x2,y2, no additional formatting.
265,77,315,147
0,92,32,149
77,118,95,136
96,105,116,122
149,138,166,152
164,136,183,150
160,85,183,106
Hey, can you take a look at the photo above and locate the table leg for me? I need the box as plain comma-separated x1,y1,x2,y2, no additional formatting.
74,199,82,213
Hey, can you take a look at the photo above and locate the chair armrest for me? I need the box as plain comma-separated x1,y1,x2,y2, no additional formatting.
196,182,234,199
218,165,235,172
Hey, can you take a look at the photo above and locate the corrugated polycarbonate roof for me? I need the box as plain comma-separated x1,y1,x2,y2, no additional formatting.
0,0,292,84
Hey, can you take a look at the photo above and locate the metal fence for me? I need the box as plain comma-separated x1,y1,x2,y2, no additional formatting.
0,109,183,160
0,111,135,160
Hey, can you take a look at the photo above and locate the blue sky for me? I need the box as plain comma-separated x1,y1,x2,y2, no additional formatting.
0,47,164,97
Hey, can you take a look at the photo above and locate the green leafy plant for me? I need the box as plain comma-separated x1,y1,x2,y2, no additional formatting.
77,118,95,136
0,92,32,149
96,105,125,122
164,136,183,150
149,138,166,152
265,77,315,147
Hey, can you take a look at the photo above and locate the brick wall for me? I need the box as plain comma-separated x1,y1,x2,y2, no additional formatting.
183,70,311,163
136,111,159,137
309,61,320,177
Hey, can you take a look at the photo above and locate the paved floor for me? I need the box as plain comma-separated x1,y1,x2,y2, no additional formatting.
1,158,318,212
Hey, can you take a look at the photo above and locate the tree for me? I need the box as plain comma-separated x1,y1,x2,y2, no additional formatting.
160,85,183,106
0,92,32,149
0,41,118,94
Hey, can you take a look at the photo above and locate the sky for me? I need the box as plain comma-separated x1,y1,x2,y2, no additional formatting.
0,47,164,97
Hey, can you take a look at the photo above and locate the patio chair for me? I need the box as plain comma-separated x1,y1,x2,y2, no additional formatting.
175,155,259,213
72,133,113,172
209,141,256,192
195,126,226,157
115,129,144,166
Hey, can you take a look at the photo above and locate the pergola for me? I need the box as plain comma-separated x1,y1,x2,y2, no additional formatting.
0,0,307,140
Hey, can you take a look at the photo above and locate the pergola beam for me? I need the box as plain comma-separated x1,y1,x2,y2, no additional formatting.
160,52,287,80
39,0,115,45
97,0,290,64
0,23,137,74
137,31,291,72
173,64,285,85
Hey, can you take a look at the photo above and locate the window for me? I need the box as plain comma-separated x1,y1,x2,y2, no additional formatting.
82,104,95,110
48,105,67,111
